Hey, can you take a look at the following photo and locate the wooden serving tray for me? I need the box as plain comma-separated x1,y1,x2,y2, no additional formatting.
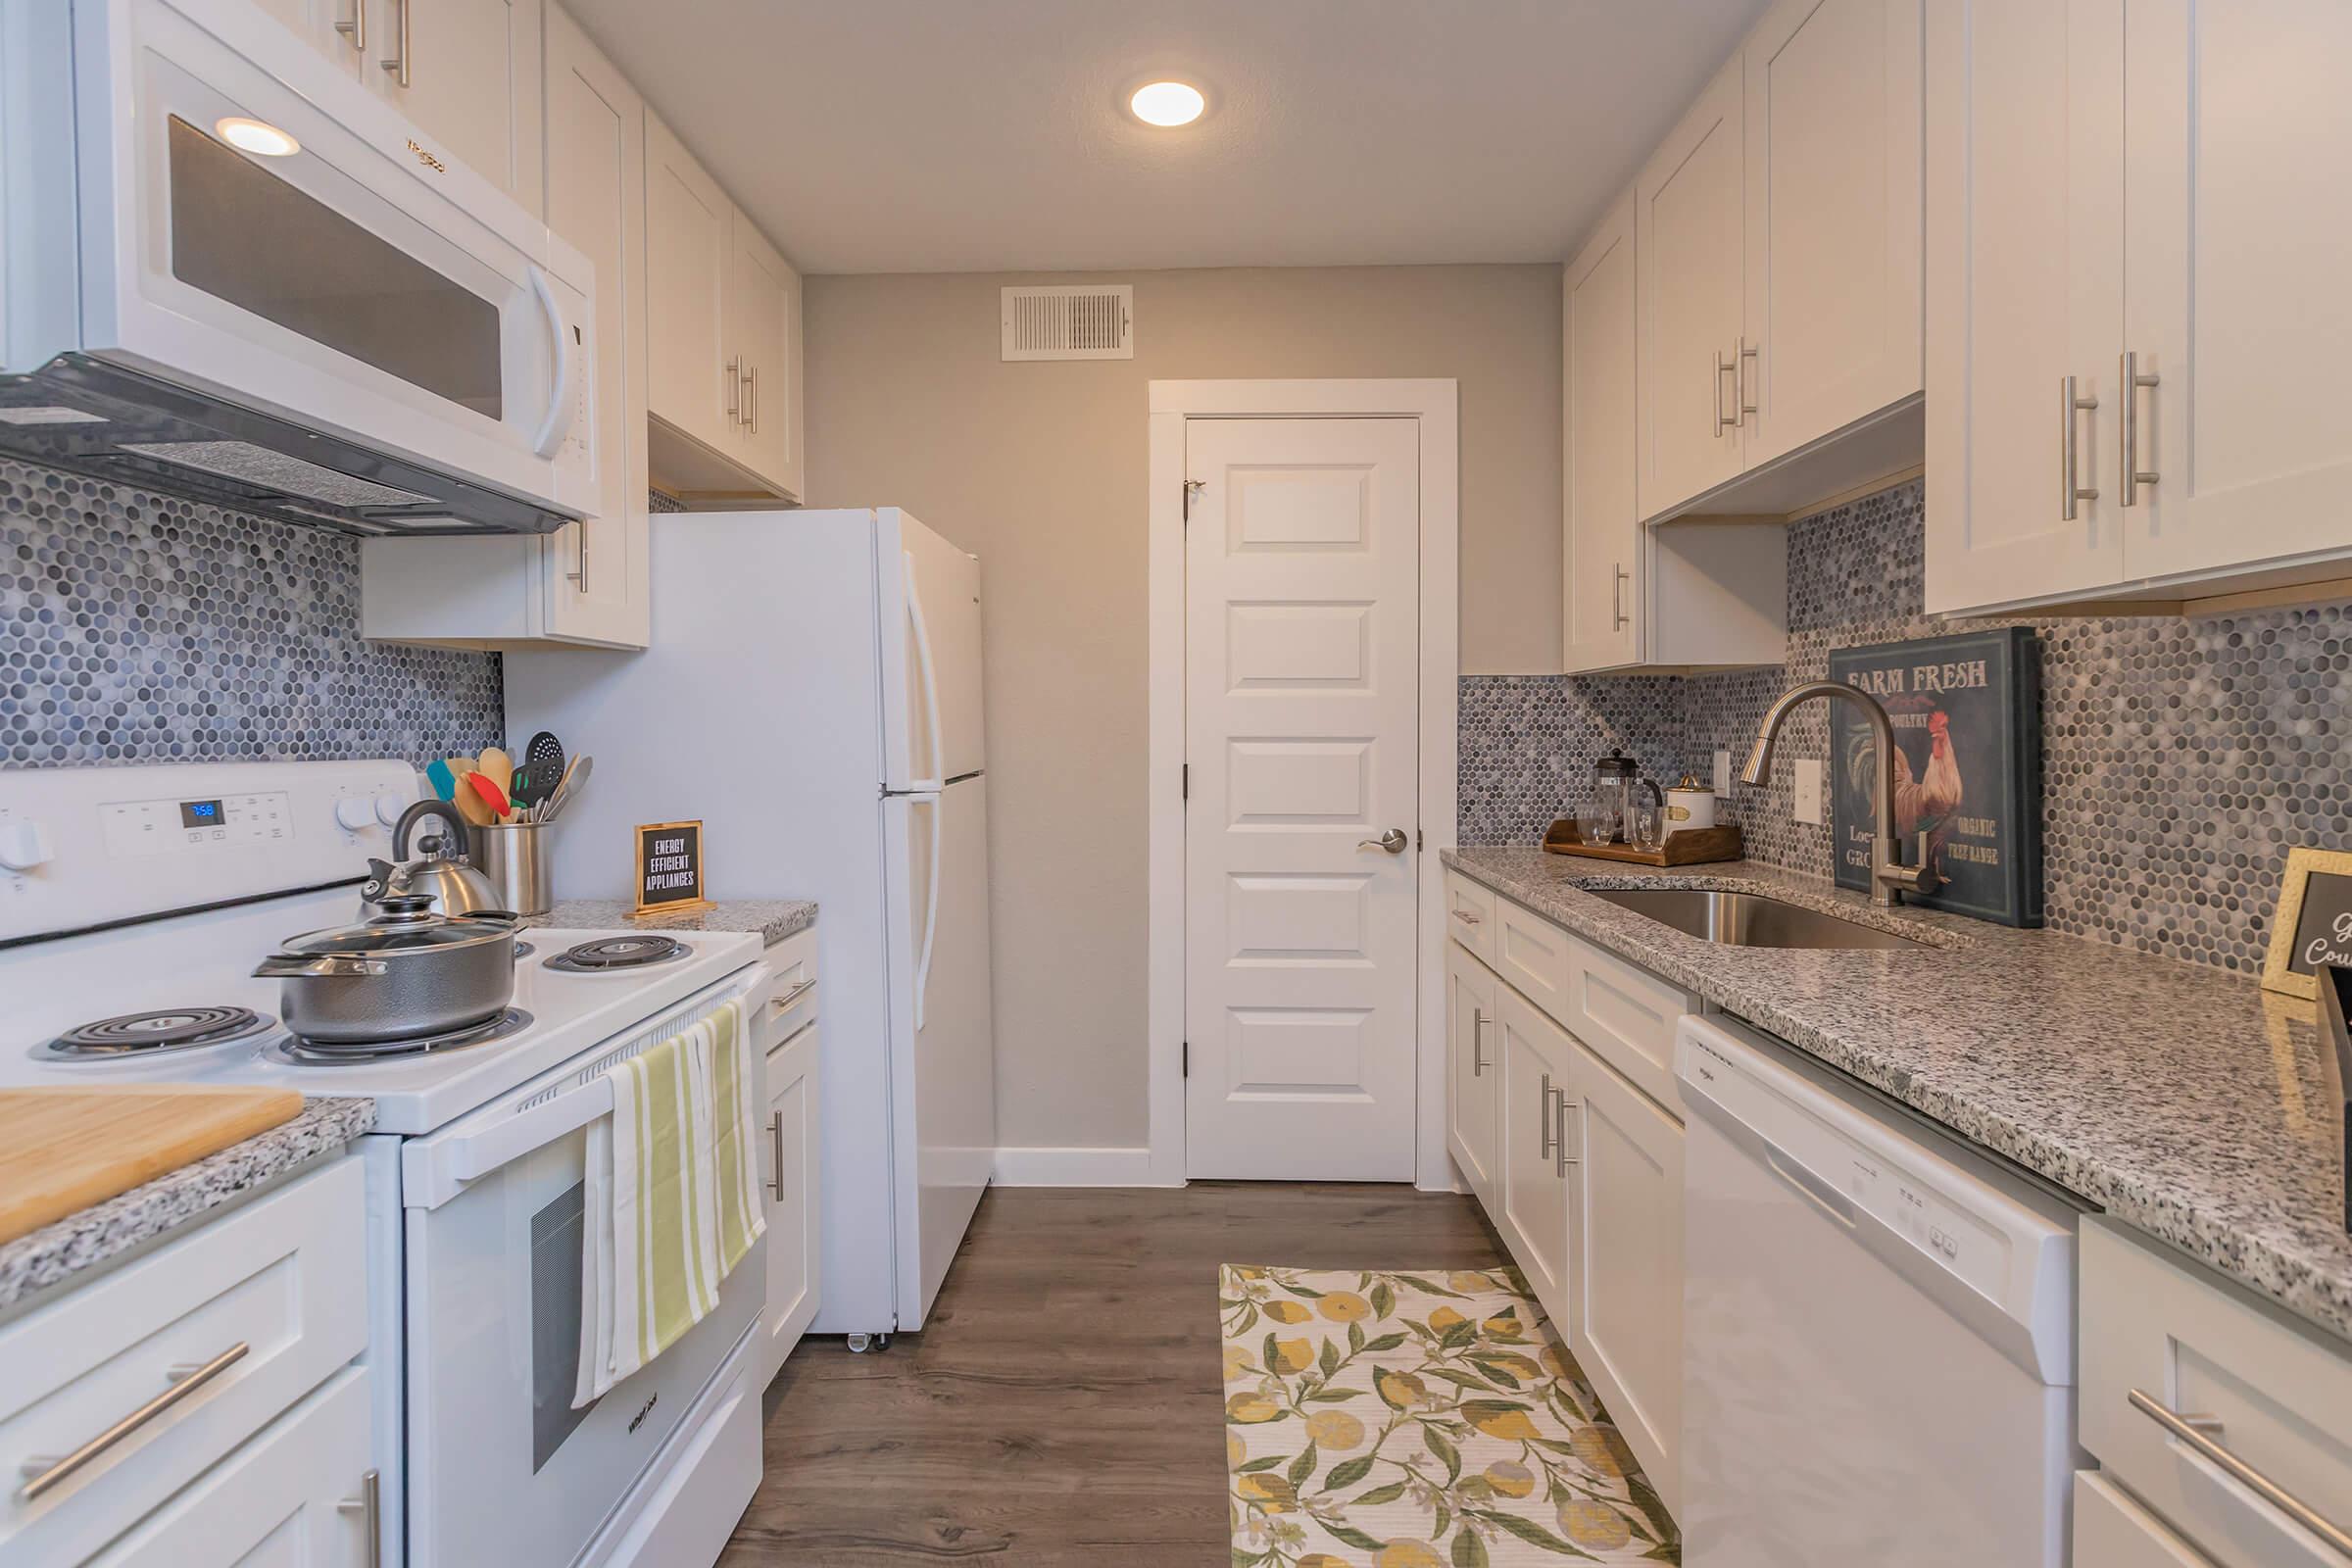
1542,819,1744,866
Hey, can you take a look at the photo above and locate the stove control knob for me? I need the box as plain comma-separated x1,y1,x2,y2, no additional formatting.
334,797,375,832
0,819,55,872
373,793,410,827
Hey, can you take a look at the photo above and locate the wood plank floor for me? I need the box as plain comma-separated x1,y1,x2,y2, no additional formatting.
720,1183,1506,1566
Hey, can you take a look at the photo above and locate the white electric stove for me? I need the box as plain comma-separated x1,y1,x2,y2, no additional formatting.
0,761,775,1568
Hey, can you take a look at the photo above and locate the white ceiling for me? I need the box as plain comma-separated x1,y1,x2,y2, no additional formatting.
564,0,1773,275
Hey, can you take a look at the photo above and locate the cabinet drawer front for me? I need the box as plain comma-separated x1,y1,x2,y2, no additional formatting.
2080,1219,2352,1568
1494,897,1574,1017
1446,873,1497,963
760,927,818,1048
2075,1471,2220,1568
86,1365,375,1567
0,1155,368,1567
1564,935,1694,1112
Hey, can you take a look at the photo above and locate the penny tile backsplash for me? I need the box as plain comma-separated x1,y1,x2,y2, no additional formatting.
0,459,503,768
1463,477,2352,976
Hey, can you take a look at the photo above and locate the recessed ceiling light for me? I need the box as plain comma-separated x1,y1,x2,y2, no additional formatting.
215,117,300,158
1129,80,1205,128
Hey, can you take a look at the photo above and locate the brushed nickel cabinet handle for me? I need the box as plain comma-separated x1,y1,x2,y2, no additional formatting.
724,357,741,423
338,1468,382,1568
1539,1074,1558,1160
1471,1009,1490,1076
2061,375,2100,521
379,0,410,86
765,1110,786,1200
1555,1094,1580,1177
2128,1389,2352,1557
2121,351,2160,506
565,523,588,593
1450,906,1482,926
1612,564,1630,629
1738,338,1759,424
1715,350,1738,432
769,978,815,1013
20,1342,249,1501
334,0,365,54
746,365,759,434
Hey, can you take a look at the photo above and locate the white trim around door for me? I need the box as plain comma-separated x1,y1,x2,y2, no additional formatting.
1147,379,1461,1191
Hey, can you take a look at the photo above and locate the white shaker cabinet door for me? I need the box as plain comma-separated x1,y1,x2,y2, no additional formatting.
646,112,736,456
759,1020,821,1388
251,0,369,77
2121,0,2352,586
1740,0,1923,468
727,213,804,500
1446,942,1501,1210
1494,987,1575,1341
1563,188,1642,673
1924,0,2127,615
365,0,544,215
1637,58,1747,520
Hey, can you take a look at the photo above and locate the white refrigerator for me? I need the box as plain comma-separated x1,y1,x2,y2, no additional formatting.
506,507,995,1340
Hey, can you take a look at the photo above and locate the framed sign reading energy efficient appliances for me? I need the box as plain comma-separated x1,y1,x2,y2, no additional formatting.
633,820,710,916
2262,847,2352,1002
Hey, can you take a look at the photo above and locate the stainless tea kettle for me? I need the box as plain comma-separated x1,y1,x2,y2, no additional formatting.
360,800,503,919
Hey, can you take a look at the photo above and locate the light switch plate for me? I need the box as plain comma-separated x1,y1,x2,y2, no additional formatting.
1712,751,1732,795
1793,759,1825,824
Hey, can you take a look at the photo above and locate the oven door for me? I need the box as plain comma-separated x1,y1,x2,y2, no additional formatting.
75,0,595,515
400,975,768,1567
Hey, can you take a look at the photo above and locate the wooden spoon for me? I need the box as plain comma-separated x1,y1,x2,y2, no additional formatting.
476,747,514,802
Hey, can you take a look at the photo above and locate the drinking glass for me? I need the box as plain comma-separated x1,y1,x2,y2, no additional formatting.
1628,800,1663,851
1577,800,1621,846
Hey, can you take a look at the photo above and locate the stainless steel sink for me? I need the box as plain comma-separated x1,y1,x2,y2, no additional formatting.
1586,888,1927,951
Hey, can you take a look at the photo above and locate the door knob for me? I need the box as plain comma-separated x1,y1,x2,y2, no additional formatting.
1357,828,1408,855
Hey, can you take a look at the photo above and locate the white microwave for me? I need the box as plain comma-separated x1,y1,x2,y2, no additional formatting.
0,0,596,535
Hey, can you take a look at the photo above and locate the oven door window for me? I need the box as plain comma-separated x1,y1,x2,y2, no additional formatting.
166,115,504,419
531,1180,595,1472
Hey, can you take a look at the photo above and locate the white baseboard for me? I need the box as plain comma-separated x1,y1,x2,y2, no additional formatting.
991,1146,1166,1187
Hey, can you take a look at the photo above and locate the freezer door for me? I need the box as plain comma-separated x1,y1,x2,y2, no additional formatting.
881,777,996,1328
877,510,986,791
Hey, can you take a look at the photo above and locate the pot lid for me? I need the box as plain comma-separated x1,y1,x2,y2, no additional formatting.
1674,772,1715,794
274,896,516,957
1594,748,1636,780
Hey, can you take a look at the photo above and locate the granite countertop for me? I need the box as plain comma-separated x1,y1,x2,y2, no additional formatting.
0,1097,377,1315
1444,847,2352,1343
521,899,816,948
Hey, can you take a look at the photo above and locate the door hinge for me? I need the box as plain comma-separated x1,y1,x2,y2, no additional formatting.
1182,1041,1189,1077
1417,827,1425,852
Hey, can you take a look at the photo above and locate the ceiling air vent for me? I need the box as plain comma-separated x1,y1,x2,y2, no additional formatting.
1001,285,1134,362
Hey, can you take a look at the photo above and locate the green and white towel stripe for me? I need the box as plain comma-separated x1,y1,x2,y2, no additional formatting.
575,999,764,1405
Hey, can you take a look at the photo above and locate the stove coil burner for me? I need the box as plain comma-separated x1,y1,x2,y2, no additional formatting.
40,1005,274,1060
270,1007,534,1064
544,935,690,973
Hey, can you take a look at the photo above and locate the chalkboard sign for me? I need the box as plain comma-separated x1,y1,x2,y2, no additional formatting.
633,820,710,916
1826,626,2042,927
2262,848,2352,1001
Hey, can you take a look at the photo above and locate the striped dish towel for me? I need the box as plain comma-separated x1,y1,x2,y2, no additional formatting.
575,999,765,1406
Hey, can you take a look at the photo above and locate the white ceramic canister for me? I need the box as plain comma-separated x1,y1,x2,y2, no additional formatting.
1666,774,1717,831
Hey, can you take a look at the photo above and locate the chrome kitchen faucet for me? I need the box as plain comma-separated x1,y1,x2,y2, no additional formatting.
1741,681,1941,908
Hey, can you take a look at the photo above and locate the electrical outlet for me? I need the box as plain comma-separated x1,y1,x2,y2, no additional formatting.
1712,750,1732,795
1792,759,1825,825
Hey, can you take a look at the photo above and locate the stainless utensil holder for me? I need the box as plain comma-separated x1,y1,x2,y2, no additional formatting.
471,823,552,916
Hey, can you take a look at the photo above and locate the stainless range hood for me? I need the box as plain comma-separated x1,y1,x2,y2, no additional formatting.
0,355,575,536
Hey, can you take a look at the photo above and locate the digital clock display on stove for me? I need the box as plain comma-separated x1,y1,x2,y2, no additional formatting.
177,799,224,828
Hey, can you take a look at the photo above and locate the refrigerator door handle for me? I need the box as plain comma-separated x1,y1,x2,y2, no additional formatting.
903,550,946,793
913,794,942,1032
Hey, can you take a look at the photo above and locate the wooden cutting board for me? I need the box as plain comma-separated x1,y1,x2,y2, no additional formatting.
0,1087,304,1248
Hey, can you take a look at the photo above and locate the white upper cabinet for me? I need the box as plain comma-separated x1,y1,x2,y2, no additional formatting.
1741,0,1922,467
1926,0,2352,614
644,114,806,505
1564,190,1642,673
1637,60,1748,518
252,0,373,77
2121,0,2352,587
365,0,545,214
1925,0,2126,615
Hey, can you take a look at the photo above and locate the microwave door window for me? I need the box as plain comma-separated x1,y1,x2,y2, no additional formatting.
166,115,504,420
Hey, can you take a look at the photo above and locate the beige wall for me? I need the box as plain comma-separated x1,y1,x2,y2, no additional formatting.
804,265,1561,1150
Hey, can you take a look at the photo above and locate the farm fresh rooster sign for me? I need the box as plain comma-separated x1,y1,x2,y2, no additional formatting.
1827,628,2043,927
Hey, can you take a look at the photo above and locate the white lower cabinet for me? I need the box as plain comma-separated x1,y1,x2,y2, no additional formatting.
2074,1471,2220,1568
86,1367,376,1568
1446,938,1501,1209
1495,984,1577,1339
759,1017,822,1389
1449,880,1691,1516
1567,1039,1684,1514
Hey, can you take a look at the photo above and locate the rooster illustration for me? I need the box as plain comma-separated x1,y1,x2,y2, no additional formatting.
1895,710,1963,838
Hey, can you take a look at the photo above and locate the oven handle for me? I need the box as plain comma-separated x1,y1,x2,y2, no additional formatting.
528,265,575,459
404,967,774,1210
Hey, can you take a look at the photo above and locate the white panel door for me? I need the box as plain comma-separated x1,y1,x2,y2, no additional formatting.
541,6,648,647
1637,59,1747,519
1741,0,1924,466
2122,0,2352,584
1563,188,1642,673
1923,0,2126,613
1185,417,1421,1180
645,112,734,455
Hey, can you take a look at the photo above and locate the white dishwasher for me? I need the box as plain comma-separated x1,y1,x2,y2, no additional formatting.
1676,1012,2083,1567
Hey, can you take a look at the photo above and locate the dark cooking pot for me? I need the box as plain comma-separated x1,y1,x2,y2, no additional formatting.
257,895,518,1044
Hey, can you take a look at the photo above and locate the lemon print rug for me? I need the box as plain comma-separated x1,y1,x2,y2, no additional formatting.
1221,1265,1678,1565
